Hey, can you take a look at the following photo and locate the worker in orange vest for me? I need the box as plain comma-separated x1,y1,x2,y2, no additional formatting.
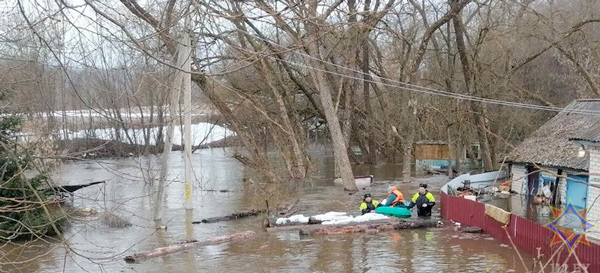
382,186,406,207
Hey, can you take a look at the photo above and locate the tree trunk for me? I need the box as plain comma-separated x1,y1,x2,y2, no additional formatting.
115,0,279,182
304,17,357,191
182,33,193,210
267,123,294,175
402,97,418,183
193,76,278,184
299,219,442,236
447,126,453,177
340,82,356,173
362,33,376,164
397,0,473,183
230,17,309,180
451,0,494,172
267,218,393,232
257,61,306,179
472,102,494,171
192,210,265,224
124,231,255,263
489,123,499,170
455,111,463,175
402,135,414,183
154,44,185,228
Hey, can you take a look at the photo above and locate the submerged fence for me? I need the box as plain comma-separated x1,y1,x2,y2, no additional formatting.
441,192,600,272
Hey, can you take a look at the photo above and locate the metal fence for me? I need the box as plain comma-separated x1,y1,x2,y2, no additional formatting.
441,192,600,272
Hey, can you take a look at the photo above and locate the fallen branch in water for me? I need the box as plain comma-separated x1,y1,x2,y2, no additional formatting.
124,231,255,263
299,219,443,236
192,209,266,224
277,198,299,218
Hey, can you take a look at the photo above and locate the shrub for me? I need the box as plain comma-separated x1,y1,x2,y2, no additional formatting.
0,115,67,240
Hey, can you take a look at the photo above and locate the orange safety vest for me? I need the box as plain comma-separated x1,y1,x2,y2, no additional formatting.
388,187,405,206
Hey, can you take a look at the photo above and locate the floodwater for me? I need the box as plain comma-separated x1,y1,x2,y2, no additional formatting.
1,147,533,272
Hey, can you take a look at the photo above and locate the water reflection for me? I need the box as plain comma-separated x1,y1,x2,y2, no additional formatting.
184,210,196,273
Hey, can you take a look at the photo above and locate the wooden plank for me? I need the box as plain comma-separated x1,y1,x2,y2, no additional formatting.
415,144,452,160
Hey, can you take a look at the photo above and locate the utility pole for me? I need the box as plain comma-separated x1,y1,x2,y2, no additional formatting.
182,33,193,210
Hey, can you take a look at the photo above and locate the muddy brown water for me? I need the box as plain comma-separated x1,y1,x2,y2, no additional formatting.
1,148,533,272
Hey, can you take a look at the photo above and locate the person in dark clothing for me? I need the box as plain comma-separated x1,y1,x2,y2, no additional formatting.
408,183,436,217
359,193,379,214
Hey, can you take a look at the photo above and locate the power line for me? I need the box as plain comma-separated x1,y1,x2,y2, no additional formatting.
277,55,600,115
233,28,600,116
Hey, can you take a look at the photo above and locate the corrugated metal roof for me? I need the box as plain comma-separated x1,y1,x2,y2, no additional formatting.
506,100,600,171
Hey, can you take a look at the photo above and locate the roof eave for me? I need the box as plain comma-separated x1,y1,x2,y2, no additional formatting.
507,161,588,172
570,139,600,147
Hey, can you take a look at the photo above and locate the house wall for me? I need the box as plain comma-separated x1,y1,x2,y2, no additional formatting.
587,147,600,242
415,144,452,160
510,163,567,204
511,164,527,195
558,174,567,206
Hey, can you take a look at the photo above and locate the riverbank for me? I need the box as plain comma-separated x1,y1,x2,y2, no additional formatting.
56,138,162,158
55,134,244,159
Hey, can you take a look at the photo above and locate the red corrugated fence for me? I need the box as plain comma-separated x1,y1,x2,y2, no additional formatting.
441,192,600,272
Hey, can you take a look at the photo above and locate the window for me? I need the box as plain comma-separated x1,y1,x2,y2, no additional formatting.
466,143,481,160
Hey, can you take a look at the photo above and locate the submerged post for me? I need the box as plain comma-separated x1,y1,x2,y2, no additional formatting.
182,33,193,210
154,38,186,228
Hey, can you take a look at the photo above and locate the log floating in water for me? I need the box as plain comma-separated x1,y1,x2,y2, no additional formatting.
299,219,443,236
124,231,255,263
192,198,299,225
266,223,317,233
461,227,483,233
200,189,235,193
266,219,395,233
193,209,265,224
45,180,107,194
308,216,322,225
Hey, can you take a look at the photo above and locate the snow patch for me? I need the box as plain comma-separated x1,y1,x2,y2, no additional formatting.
276,214,309,225
312,212,348,221
322,213,388,225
